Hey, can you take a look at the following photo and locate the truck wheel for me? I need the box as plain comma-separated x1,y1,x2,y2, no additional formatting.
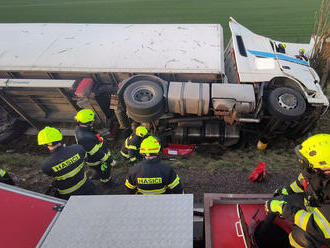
123,80,164,115
267,87,306,121
126,105,164,123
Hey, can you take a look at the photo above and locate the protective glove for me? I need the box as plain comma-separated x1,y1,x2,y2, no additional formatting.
101,162,108,172
265,199,287,216
249,162,266,182
273,187,289,197
265,196,300,221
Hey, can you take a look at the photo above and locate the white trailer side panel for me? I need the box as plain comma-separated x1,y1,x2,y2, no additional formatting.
0,23,223,74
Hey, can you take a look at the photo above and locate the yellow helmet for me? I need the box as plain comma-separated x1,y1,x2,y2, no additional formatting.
38,126,63,145
299,48,305,53
75,109,95,123
295,134,330,169
140,136,161,155
280,43,286,48
135,126,148,137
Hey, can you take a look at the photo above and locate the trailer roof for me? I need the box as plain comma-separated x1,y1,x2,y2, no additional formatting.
0,23,224,74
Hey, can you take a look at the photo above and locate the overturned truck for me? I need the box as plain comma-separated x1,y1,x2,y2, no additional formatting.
0,18,328,145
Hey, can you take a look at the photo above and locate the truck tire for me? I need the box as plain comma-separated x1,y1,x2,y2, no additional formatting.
266,87,306,121
123,80,164,115
126,104,164,123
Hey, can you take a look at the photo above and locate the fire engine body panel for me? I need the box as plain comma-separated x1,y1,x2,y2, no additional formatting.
0,185,293,248
204,194,293,248
40,194,193,248
0,183,65,248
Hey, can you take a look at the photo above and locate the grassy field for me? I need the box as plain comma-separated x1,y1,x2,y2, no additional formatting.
0,0,322,43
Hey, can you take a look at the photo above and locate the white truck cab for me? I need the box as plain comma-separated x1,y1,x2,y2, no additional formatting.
226,18,328,106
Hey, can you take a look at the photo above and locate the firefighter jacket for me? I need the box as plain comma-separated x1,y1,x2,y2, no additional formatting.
41,144,88,196
0,169,14,185
125,158,184,195
283,168,330,246
75,126,112,166
120,133,144,162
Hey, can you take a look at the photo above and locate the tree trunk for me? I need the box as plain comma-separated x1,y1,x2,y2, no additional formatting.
320,58,330,90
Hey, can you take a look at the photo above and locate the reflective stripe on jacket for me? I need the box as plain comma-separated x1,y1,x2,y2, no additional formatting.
0,169,6,177
121,134,144,160
57,173,87,195
125,158,184,195
285,170,330,244
293,205,330,241
41,144,88,195
75,126,112,165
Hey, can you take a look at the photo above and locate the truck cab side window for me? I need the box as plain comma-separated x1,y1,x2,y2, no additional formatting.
236,35,247,57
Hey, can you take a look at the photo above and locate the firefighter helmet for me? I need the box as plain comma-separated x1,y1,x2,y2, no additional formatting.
295,134,330,169
75,109,95,123
140,136,161,155
38,126,63,145
135,126,148,137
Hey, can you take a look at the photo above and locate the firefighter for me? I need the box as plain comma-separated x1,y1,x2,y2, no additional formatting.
75,109,116,183
125,136,184,195
38,126,96,200
0,168,15,185
295,48,308,61
277,43,286,53
120,125,149,164
265,134,330,248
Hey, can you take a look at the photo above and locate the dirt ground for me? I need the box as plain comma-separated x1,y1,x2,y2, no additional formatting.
0,88,329,204
0,135,303,204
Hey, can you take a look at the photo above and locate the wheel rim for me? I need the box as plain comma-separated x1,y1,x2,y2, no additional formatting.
133,88,154,103
278,93,297,109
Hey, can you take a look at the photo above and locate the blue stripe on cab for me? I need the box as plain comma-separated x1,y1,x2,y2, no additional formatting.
276,53,309,66
247,49,309,66
248,50,276,58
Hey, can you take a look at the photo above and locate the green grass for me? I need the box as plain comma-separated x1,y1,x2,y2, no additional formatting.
0,153,46,177
167,143,301,173
0,153,45,169
0,0,322,43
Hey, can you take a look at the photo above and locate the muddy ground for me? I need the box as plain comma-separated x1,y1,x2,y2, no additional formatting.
1,88,329,204
0,133,310,204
